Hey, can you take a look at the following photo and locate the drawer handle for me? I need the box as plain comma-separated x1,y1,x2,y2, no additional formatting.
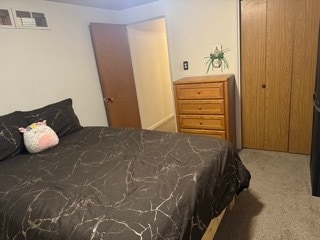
199,122,203,125
198,106,202,110
197,91,201,94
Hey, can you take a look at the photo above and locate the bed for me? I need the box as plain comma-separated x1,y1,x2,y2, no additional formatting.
0,99,250,240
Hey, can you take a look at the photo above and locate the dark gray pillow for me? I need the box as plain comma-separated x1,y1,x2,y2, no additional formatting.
0,111,28,161
23,98,82,138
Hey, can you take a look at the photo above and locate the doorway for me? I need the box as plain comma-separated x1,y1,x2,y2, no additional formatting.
127,18,175,131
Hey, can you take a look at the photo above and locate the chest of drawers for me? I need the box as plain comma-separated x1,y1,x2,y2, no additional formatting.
173,75,236,146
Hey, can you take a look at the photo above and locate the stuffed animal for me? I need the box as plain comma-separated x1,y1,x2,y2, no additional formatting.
19,120,59,154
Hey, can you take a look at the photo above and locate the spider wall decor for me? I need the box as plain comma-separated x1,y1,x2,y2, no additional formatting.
205,46,230,73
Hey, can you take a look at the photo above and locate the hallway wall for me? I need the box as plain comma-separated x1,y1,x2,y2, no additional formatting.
127,18,174,129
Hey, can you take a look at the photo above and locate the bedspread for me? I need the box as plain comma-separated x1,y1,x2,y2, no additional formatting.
0,127,250,240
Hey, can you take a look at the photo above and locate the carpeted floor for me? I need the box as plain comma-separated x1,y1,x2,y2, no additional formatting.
215,149,320,240
154,117,176,132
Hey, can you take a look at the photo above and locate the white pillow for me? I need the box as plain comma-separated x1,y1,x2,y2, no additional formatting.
19,120,59,154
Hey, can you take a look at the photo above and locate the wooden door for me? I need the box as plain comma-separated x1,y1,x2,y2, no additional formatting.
289,0,320,153
241,0,319,154
241,0,267,149
90,23,141,128
263,0,295,151
241,0,294,151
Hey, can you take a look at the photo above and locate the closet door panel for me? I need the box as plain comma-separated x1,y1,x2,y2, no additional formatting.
289,0,320,154
264,0,295,151
241,0,266,149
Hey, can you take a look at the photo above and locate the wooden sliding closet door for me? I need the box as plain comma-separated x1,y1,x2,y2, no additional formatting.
241,0,266,149
289,0,320,153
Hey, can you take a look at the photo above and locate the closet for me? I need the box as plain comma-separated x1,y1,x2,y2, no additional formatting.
241,0,320,154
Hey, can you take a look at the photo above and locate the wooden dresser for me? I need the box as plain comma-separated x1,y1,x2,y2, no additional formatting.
173,75,236,147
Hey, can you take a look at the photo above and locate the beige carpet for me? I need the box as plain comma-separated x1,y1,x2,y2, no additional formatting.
154,117,176,133
215,149,320,240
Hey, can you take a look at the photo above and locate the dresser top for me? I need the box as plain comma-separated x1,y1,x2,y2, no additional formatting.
174,74,234,85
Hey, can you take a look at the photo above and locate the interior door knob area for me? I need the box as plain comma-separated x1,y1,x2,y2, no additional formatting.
104,97,114,103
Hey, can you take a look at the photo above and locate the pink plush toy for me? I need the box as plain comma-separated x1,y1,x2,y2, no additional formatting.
19,120,59,154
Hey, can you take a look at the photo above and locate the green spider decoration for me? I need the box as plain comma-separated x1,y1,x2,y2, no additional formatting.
205,46,230,73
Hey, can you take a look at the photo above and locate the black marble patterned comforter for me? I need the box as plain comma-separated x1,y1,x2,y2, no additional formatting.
0,127,250,240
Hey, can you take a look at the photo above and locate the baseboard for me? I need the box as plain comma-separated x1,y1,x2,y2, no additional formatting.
147,113,175,130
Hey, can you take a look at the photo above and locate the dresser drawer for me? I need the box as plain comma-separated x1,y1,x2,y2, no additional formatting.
177,99,224,114
180,129,226,139
176,83,224,99
179,115,225,130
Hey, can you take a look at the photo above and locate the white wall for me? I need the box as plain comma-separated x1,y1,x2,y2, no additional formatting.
120,0,239,78
121,0,242,148
127,18,173,130
0,0,120,126
1,0,241,147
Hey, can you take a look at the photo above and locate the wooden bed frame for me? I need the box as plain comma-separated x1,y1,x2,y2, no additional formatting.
202,197,235,240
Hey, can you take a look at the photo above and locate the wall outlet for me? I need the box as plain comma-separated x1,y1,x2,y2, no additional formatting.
183,61,188,70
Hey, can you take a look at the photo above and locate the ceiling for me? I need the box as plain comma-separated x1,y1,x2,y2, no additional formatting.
46,0,159,10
